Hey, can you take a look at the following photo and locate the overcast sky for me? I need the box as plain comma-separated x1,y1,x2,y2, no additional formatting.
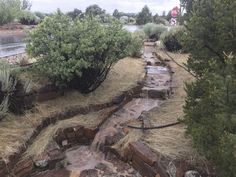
31,0,179,14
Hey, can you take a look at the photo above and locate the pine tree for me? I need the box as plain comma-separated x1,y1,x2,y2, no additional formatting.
183,0,236,176
136,5,152,25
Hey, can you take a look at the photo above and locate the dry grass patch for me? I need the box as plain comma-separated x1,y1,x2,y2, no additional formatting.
39,57,145,113
143,51,196,160
0,57,145,161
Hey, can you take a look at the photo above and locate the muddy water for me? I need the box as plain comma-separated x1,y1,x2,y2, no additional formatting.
60,98,161,176
59,44,170,176
91,98,161,150
66,146,141,177
33,43,171,177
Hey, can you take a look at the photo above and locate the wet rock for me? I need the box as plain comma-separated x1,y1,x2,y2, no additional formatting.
147,61,152,66
147,88,169,99
185,171,201,177
129,141,157,166
131,154,157,177
47,150,65,170
13,157,34,177
105,130,125,146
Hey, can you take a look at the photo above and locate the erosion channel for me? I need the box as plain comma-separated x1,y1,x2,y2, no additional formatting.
22,42,172,177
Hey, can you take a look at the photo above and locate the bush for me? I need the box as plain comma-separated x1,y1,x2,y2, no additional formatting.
0,61,34,119
0,0,21,25
0,62,16,119
160,26,186,52
143,23,167,41
128,30,145,57
27,14,132,93
153,15,168,25
19,10,38,25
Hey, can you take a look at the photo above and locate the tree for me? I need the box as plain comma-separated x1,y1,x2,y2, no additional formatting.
136,5,152,25
183,0,236,176
0,0,21,25
153,14,167,25
19,10,38,25
180,0,194,14
143,23,167,40
113,9,120,19
85,4,105,17
27,14,132,93
67,8,82,19
161,11,166,17
166,10,172,22
21,0,31,10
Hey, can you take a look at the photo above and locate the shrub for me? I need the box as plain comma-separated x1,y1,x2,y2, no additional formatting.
0,0,21,25
0,62,16,119
153,15,168,25
128,30,145,57
143,23,167,41
27,14,131,93
160,26,186,52
19,10,38,25
0,61,34,119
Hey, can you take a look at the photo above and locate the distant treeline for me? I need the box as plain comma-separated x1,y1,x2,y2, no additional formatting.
0,1,173,26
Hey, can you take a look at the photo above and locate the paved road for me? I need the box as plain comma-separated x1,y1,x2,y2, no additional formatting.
0,42,26,58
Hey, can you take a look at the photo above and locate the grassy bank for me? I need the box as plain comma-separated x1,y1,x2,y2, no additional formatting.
0,57,145,161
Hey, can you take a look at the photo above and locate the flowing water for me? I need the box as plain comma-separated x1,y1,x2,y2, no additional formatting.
61,44,170,176
33,43,171,177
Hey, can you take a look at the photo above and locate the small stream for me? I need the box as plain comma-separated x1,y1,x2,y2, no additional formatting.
32,43,171,177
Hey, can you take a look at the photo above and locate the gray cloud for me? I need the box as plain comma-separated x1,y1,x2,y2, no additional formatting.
31,0,179,14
